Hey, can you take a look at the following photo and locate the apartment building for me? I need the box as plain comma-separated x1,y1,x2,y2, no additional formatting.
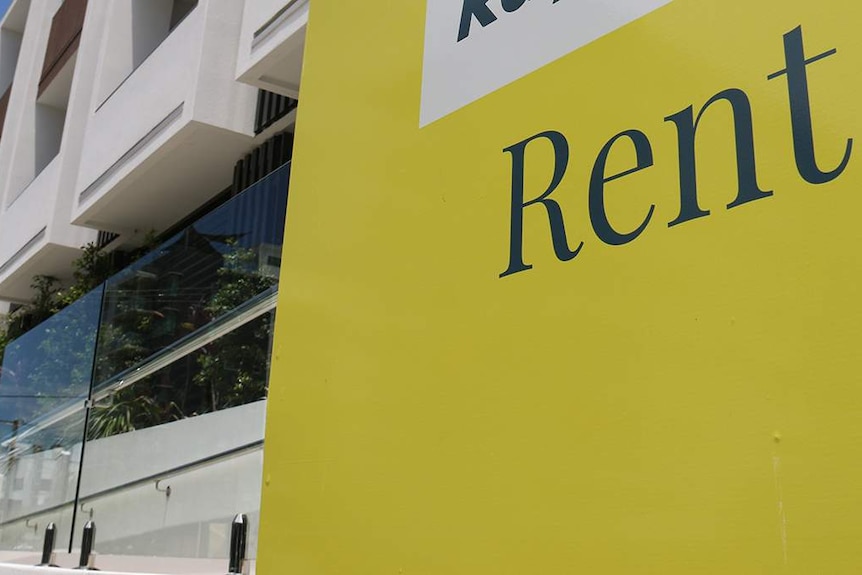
0,0,308,571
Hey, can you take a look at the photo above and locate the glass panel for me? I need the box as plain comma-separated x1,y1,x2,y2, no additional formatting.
0,286,103,428
89,309,275,439
0,504,76,558
79,310,274,562
94,162,289,389
0,408,86,553
0,286,102,552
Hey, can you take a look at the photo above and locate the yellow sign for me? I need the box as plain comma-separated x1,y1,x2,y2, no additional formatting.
260,1,862,572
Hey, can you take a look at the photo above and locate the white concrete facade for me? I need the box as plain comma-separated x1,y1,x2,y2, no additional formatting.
72,0,259,237
236,0,307,98
0,0,306,303
0,0,95,302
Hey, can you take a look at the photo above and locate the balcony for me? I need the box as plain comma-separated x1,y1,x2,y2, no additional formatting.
0,159,56,301
0,157,95,303
72,0,260,238
235,0,308,97
0,162,290,568
0,0,98,303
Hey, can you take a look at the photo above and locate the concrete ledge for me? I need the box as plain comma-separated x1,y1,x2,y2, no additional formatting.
0,563,162,575
0,553,251,574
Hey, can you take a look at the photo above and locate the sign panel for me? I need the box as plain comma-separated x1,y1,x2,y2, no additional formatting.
420,0,672,126
260,1,862,573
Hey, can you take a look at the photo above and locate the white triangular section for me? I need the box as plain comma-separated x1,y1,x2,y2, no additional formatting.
420,0,674,127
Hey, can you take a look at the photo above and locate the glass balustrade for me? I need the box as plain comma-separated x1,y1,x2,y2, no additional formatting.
0,161,289,564
94,163,290,390
78,309,274,561
0,286,103,433
0,286,102,551
0,409,84,553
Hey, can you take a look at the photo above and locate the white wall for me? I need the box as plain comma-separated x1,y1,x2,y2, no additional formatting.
93,0,176,107
0,0,98,300
244,0,293,34
235,0,307,97
75,3,200,208
81,400,265,497
0,155,56,268
191,0,257,135
46,0,106,249
72,0,261,237
0,0,61,206
0,402,267,560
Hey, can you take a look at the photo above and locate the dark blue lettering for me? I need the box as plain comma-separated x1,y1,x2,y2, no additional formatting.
589,130,655,245
768,26,852,184
457,0,497,42
665,88,772,227
501,131,583,278
501,0,528,12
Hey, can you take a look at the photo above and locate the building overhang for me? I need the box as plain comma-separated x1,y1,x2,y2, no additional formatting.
235,0,307,98
72,119,254,236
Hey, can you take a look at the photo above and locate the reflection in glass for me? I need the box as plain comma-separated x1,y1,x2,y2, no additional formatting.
94,164,289,391
89,310,274,440
0,284,102,552
0,408,85,550
0,286,103,435
79,311,274,559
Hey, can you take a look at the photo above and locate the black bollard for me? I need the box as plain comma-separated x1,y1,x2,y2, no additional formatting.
227,514,248,574
76,520,96,570
38,522,57,566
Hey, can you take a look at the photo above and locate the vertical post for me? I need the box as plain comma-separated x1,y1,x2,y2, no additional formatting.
76,520,96,570
69,284,107,553
227,514,248,575
38,522,56,566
